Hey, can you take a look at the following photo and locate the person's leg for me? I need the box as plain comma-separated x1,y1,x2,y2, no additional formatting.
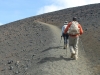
70,46,76,59
69,36,75,58
63,34,66,49
74,36,79,60
66,33,69,49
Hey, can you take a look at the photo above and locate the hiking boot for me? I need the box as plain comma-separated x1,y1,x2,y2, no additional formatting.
63,45,66,49
63,47,66,49
74,55,78,60
71,53,75,59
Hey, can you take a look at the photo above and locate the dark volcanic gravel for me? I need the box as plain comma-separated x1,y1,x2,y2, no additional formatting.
0,3,100,75
0,21,98,75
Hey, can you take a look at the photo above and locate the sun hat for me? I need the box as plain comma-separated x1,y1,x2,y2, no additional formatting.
64,21,68,25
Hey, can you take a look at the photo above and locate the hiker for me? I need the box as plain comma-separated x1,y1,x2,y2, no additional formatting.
61,21,69,49
64,17,83,60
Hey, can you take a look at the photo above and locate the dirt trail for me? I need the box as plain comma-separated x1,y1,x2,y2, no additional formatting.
36,22,95,75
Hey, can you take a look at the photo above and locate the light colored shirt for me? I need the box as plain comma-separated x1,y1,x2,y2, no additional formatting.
62,24,68,36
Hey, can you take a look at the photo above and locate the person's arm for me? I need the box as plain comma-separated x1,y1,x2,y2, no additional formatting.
78,24,83,35
64,22,71,34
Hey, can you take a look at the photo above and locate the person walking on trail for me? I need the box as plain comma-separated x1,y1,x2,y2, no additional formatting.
64,17,83,60
61,21,69,49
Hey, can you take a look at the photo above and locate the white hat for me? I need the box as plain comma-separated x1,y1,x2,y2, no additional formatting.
64,21,68,25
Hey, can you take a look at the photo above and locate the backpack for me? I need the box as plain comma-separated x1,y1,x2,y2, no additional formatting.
68,21,80,35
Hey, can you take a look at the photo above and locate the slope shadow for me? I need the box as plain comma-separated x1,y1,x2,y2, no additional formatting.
38,56,71,64
42,46,63,52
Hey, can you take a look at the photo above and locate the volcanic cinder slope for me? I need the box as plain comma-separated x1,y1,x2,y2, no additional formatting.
0,3,100,75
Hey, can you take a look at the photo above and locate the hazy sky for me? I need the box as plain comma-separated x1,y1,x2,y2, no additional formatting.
0,0,100,25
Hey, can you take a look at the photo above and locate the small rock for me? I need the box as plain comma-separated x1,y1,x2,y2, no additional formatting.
98,39,100,41
8,60,13,64
24,67,28,71
15,71,19,74
32,54,35,57
1,69,5,71
15,61,20,67
16,61,19,65
9,66,14,70
85,28,88,31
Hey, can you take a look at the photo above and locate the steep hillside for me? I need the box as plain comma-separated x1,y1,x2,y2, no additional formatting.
5,3,100,64
1,3,100,75
0,21,97,75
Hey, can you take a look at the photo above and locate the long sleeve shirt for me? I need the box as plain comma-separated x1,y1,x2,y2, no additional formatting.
62,25,68,36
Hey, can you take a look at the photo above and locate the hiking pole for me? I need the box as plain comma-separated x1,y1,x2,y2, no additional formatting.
60,36,62,43
66,43,68,56
66,45,67,56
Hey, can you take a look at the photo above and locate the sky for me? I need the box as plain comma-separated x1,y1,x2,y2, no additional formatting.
0,0,100,25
